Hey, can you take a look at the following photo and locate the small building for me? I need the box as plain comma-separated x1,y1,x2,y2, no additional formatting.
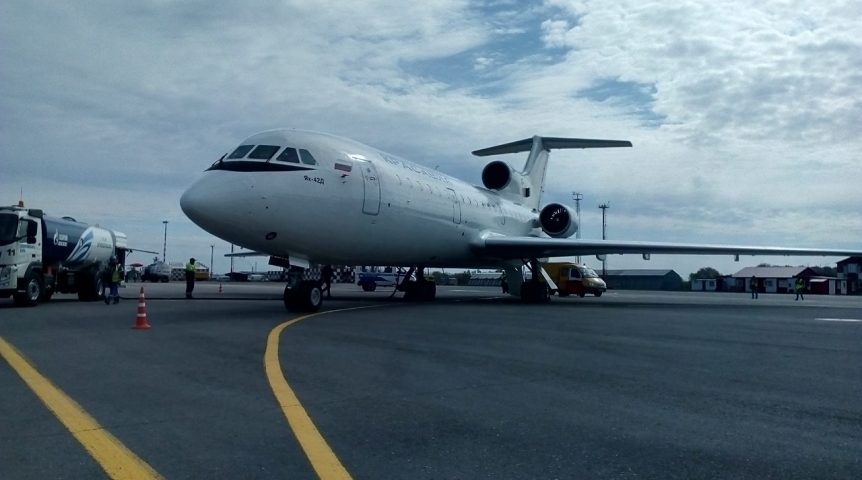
602,269,683,291
691,278,726,291
468,273,504,287
732,266,818,294
837,257,862,295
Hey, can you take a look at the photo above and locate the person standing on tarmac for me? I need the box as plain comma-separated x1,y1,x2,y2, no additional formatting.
500,270,509,294
321,265,334,298
795,277,805,301
750,276,759,299
104,256,122,305
185,258,196,299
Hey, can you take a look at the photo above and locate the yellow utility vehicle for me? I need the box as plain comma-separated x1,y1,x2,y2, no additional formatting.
542,262,607,297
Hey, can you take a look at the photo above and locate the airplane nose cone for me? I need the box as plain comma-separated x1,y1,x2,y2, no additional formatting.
181,173,234,232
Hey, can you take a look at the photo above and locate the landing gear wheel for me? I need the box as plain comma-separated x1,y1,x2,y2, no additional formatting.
520,282,550,303
284,281,323,313
423,281,436,301
403,281,420,301
13,272,43,307
540,284,551,302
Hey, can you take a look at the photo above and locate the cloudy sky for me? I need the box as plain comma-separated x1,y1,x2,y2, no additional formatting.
2,0,860,277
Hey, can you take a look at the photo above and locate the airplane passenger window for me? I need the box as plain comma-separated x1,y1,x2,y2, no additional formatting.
299,149,318,165
227,145,254,159
248,145,281,160
275,148,300,163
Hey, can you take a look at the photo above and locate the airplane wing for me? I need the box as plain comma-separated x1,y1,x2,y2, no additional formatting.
121,247,160,255
225,251,267,257
478,236,862,259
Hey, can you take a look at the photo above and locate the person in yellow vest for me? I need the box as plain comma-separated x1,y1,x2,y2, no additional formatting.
794,277,805,301
185,258,196,299
104,256,122,305
749,276,758,299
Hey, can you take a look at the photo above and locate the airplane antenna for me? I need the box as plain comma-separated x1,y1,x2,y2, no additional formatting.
598,202,610,277
572,192,583,264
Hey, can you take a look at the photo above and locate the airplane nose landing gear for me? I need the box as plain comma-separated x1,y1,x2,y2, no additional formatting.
399,266,436,302
283,267,323,312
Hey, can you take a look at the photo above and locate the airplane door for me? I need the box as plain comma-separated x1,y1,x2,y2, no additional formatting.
447,188,461,224
361,162,380,215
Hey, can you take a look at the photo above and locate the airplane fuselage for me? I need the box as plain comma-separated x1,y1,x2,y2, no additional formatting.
181,129,538,268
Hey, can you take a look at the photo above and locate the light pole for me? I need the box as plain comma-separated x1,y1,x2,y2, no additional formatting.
572,192,583,264
162,221,168,262
210,245,214,278
598,203,610,276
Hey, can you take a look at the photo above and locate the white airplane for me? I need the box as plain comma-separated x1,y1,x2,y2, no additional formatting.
180,129,862,312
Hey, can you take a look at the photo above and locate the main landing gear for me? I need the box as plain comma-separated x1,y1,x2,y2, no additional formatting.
283,267,323,313
397,266,436,302
520,258,551,303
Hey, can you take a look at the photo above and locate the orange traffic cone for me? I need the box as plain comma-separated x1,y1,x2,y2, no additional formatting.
218,283,223,294
132,287,151,329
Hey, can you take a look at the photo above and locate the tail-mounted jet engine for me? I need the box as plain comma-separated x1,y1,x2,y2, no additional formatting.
481,161,514,190
539,203,578,238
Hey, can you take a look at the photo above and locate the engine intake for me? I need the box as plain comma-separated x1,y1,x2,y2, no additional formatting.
481,161,513,190
539,203,578,238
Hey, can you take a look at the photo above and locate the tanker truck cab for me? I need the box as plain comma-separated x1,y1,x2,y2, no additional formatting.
0,206,46,306
542,262,607,298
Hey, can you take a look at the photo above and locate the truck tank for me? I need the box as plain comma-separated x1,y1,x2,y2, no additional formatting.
42,216,116,268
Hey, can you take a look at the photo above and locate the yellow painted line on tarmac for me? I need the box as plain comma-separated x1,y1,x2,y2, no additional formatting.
265,305,394,480
0,335,163,480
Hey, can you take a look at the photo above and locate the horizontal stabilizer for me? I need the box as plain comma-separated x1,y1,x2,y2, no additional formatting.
472,136,632,157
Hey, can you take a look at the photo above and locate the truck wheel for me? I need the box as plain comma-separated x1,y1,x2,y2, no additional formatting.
13,272,43,307
362,283,376,292
93,276,105,301
594,291,603,297
558,291,570,297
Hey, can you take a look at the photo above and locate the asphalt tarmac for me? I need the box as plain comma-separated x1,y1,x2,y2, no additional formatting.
1,284,860,479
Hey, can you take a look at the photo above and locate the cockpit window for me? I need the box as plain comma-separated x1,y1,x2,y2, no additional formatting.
299,149,318,165
275,148,300,163
248,145,280,160
227,145,254,159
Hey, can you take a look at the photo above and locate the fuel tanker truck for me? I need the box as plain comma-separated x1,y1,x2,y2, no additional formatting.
0,201,144,307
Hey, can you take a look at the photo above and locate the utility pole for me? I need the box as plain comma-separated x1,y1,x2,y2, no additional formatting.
210,245,214,279
230,244,234,276
598,202,610,276
572,192,583,264
162,220,168,262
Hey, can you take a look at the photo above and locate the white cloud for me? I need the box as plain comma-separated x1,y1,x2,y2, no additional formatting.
0,0,859,277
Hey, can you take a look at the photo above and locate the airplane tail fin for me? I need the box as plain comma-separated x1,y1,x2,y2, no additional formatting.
472,136,631,209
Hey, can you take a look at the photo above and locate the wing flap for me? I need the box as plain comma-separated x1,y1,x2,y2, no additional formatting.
479,236,862,259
